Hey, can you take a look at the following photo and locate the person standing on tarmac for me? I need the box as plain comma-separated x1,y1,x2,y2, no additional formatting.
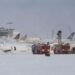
45,42,50,56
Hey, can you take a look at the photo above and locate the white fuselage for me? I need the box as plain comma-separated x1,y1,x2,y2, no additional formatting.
0,38,32,53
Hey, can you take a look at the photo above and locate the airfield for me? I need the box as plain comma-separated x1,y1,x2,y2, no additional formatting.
0,53,75,75
0,27,75,75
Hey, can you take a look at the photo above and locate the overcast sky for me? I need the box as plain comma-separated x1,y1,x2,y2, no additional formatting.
0,0,75,39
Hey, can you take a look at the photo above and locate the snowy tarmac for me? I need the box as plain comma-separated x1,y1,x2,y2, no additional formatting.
0,53,75,75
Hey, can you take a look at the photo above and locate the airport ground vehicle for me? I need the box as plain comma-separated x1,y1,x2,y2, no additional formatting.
53,43,70,54
32,43,50,56
53,30,71,54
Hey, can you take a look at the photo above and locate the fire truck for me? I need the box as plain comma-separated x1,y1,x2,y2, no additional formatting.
32,43,50,56
53,43,70,54
53,30,75,54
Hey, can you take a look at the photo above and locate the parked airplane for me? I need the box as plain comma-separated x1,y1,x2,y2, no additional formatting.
0,33,32,53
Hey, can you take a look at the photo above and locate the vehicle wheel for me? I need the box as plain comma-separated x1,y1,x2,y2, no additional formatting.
33,52,36,54
45,53,50,56
72,47,75,54
32,50,36,54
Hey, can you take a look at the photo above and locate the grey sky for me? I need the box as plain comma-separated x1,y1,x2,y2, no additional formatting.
0,0,75,38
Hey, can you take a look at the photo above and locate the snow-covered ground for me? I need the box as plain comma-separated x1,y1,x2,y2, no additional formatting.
0,53,75,75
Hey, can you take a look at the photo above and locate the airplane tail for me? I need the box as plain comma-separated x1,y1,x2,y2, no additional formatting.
67,32,75,40
14,33,20,39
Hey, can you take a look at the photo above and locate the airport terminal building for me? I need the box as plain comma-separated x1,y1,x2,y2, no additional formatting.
0,27,14,37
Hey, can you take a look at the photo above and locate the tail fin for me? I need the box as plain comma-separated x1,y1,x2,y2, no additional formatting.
14,33,20,39
67,32,75,40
